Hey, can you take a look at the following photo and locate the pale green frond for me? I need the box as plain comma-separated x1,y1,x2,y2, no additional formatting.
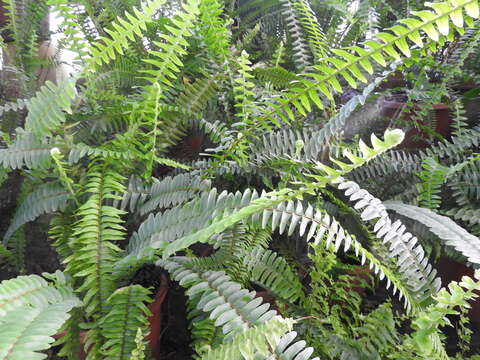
0,272,81,360
384,202,480,265
243,248,305,302
335,178,442,304
3,182,70,244
0,130,57,170
25,79,77,137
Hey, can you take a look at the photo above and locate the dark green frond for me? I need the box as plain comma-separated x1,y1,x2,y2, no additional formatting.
100,285,151,360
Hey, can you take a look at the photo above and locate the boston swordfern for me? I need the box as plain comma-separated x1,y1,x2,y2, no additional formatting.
0,0,480,359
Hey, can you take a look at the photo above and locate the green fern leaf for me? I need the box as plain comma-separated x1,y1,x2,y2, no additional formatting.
0,129,57,170
243,248,305,302
3,182,70,244
262,0,480,123
100,285,151,360
89,0,168,66
336,179,441,305
0,272,81,360
25,79,77,137
202,317,293,359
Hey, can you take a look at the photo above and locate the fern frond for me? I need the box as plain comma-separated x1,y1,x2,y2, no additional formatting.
3,182,70,244
0,273,75,315
307,129,405,186
417,157,466,209
139,173,211,215
307,64,397,145
65,162,126,320
293,0,328,60
25,79,77,137
335,179,441,304
410,270,480,359
254,66,299,89
329,302,398,360
197,0,231,60
451,159,480,205
421,124,480,160
444,205,480,228
176,76,218,115
0,130,56,170
89,0,168,66
160,257,319,359
262,0,480,123
68,143,134,164
280,0,312,70
116,176,150,212
243,248,305,302
47,0,89,63
100,285,151,360
160,257,279,335
0,272,80,359
202,317,293,359
356,302,398,358
0,301,80,360
384,202,480,265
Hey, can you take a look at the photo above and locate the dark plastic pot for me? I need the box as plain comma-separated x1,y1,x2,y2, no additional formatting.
380,100,450,149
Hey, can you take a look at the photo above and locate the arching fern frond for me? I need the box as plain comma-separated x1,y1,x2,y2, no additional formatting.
253,66,299,89
293,0,328,60
384,202,480,265
65,161,126,326
89,0,168,66
280,0,312,70
410,270,480,359
202,317,294,360
176,76,218,115
159,257,279,336
262,0,480,123
335,178,441,304
68,143,134,164
3,182,70,244
417,157,467,210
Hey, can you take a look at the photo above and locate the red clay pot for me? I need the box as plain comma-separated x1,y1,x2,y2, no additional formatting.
148,274,169,359
380,100,451,149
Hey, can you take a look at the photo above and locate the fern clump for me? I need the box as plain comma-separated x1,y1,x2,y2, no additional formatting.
1,0,480,358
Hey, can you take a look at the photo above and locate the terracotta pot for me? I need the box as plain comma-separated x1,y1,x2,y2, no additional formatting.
380,100,451,149
148,274,169,360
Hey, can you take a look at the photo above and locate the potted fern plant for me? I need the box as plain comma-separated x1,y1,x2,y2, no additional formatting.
0,0,479,359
